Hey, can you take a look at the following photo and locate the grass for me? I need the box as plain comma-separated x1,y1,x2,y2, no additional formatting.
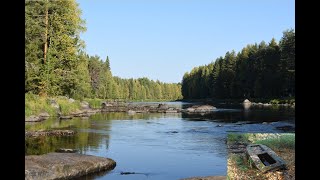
55,98,81,116
25,93,57,117
84,98,104,108
227,133,250,144
25,93,82,117
253,134,295,150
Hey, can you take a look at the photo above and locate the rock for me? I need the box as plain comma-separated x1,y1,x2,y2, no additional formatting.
128,110,136,114
25,115,42,122
80,101,90,109
49,99,60,109
68,98,75,103
158,103,169,110
38,112,50,119
216,125,223,127
243,99,251,104
55,148,78,153
101,102,113,108
60,115,73,119
25,130,76,138
25,153,116,180
185,105,216,113
165,109,178,113
70,109,84,116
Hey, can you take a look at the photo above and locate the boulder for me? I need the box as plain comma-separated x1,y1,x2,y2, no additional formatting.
68,98,75,103
49,99,60,109
101,102,113,108
158,103,169,110
38,112,50,119
60,115,73,119
25,115,42,122
128,110,136,114
25,153,116,180
80,101,90,109
243,99,251,104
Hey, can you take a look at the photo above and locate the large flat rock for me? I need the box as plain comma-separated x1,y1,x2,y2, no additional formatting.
25,153,116,180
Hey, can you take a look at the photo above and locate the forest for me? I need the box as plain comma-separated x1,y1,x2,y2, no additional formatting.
182,30,295,100
25,0,182,101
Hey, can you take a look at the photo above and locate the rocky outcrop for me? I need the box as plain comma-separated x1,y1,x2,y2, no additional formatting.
184,105,216,113
25,130,75,138
25,153,116,180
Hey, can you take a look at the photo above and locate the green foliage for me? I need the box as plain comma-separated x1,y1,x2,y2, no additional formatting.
270,99,280,105
182,29,295,100
25,1,182,101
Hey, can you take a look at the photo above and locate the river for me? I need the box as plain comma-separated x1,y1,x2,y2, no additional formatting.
25,101,295,180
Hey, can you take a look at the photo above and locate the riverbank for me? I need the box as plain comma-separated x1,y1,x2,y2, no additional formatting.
26,94,220,122
181,97,295,107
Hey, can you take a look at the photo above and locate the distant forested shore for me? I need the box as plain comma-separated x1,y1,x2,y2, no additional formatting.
181,29,295,100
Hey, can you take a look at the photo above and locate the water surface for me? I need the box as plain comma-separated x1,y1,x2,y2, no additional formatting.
25,102,295,180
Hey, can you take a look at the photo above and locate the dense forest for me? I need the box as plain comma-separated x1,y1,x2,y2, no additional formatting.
182,29,295,100
25,0,182,101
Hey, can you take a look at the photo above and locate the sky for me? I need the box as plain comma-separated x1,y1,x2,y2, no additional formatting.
77,0,295,83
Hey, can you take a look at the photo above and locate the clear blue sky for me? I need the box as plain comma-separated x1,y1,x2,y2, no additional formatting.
77,0,295,83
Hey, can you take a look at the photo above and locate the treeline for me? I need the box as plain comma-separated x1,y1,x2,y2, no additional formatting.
25,0,182,101
182,29,295,99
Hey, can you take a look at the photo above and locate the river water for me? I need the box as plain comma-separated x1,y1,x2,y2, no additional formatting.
25,102,295,180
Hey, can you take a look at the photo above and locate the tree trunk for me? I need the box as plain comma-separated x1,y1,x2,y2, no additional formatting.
43,1,48,64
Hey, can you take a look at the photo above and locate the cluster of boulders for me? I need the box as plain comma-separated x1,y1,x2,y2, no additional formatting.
242,99,295,108
25,130,76,138
183,105,216,113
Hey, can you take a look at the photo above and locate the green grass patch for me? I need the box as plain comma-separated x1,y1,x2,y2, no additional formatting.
227,133,251,144
55,98,81,115
25,93,56,117
253,134,295,150
84,98,103,108
25,93,82,117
